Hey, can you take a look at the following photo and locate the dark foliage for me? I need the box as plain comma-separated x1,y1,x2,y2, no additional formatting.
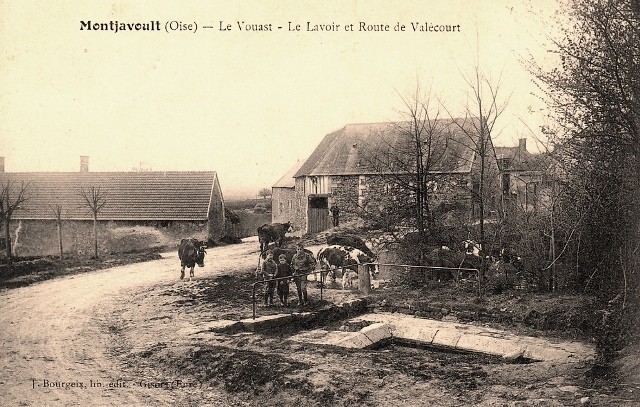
534,0,640,364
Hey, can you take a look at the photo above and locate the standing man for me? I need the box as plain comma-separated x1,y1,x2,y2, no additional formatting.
291,243,316,306
261,251,277,306
330,204,340,227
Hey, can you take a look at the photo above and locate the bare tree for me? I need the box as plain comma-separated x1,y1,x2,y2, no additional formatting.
360,83,452,244
397,84,447,239
0,180,29,268
258,187,271,201
531,0,639,363
49,203,64,260
534,0,639,291
79,186,107,258
448,64,509,254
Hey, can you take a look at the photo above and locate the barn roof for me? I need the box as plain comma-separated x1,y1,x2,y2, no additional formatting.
272,160,305,188
495,144,552,172
294,119,483,177
0,171,219,221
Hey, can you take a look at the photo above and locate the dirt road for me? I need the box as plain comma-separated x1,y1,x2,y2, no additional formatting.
0,238,263,406
1,237,633,406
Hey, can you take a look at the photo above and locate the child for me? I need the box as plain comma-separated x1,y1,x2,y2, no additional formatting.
261,251,277,306
275,254,292,306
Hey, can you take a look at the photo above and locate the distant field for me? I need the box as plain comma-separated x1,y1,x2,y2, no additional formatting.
233,209,271,238
226,198,272,211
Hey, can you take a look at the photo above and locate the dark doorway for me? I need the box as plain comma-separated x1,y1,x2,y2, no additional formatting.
308,196,330,233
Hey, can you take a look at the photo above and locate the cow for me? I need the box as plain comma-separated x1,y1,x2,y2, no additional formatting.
326,233,375,258
316,245,375,289
424,243,484,283
426,247,461,282
257,222,293,252
499,247,523,269
462,240,482,257
487,247,524,280
178,238,206,281
341,269,359,289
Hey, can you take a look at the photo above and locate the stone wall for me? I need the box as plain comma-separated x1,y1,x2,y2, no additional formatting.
290,172,479,234
0,219,209,258
271,187,296,225
292,178,308,235
207,179,227,242
329,175,360,224
354,173,473,218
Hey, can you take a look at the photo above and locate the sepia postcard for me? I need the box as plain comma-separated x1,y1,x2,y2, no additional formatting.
1,1,635,406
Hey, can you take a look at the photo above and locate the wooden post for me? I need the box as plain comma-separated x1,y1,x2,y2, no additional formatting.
358,264,371,295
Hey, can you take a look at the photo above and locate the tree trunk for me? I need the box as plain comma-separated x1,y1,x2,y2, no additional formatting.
550,227,556,292
416,133,425,238
92,214,98,258
4,218,11,268
550,180,557,292
477,126,486,280
57,221,64,260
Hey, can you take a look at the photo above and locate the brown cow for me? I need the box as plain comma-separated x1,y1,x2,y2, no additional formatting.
178,238,206,280
326,233,375,258
257,222,293,252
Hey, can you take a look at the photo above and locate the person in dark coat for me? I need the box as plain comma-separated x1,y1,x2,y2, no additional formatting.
261,251,277,306
291,243,316,306
330,204,340,227
275,254,292,306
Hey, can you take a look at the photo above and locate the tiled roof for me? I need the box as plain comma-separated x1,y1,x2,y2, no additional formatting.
294,119,482,177
0,171,218,221
494,146,551,172
272,160,305,188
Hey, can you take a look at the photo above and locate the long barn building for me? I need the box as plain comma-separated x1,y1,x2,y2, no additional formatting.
0,157,227,257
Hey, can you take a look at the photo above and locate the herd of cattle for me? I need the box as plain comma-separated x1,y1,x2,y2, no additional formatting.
177,221,524,286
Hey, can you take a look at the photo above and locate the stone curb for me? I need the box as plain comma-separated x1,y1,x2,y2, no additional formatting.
289,323,392,349
240,313,294,332
456,334,520,358
239,298,368,332
335,332,373,348
233,306,592,363
360,323,393,344
431,329,463,349
177,320,243,336
357,313,594,362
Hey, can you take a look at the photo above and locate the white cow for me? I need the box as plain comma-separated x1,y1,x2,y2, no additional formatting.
316,245,375,290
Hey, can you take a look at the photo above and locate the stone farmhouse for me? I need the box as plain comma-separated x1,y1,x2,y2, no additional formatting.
272,119,504,235
0,157,228,257
495,139,555,214
271,160,304,226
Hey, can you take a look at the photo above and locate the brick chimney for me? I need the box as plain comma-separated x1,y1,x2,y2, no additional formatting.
0,157,4,173
519,138,527,153
80,156,89,172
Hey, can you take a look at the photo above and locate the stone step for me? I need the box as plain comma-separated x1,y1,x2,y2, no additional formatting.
357,312,595,362
289,312,594,363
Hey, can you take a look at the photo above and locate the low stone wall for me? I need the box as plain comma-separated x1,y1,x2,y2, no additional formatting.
2,219,209,258
239,298,368,333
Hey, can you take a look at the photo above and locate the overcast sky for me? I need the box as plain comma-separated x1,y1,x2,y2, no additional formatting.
0,0,561,199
